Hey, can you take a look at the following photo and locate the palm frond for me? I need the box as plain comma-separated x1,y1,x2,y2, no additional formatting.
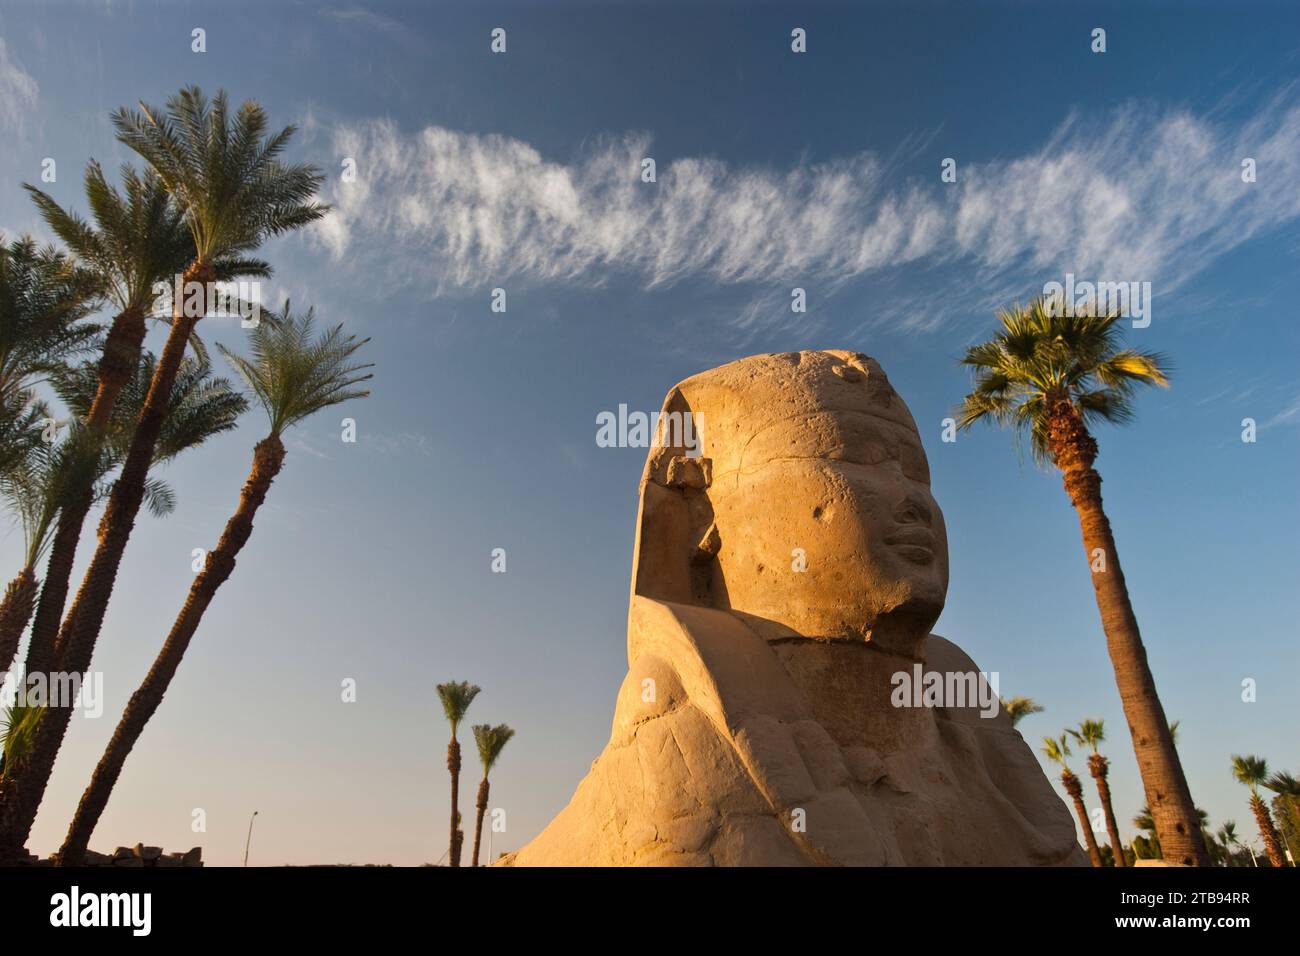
0,703,43,771
1041,733,1072,769
999,695,1043,727
112,87,329,263
0,235,101,405
436,681,481,731
217,300,372,434
472,723,515,775
1067,718,1106,753
1231,754,1269,791
954,295,1171,470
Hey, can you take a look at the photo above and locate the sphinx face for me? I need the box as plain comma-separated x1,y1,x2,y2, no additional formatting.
705,408,949,649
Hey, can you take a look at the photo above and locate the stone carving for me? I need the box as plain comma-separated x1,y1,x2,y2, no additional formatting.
503,351,1085,866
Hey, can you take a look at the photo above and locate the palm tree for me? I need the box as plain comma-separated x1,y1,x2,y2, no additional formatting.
1232,755,1285,867
1042,733,1102,867
20,162,268,682
0,88,326,861
1000,695,1044,728
437,681,481,867
957,297,1207,865
1068,719,1127,867
470,723,515,867
0,235,98,669
56,305,369,865
1216,821,1242,867
0,423,93,676
1263,771,1300,834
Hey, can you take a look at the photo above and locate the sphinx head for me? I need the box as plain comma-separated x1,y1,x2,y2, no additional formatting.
632,350,948,654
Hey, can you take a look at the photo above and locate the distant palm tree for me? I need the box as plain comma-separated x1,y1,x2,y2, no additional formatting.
1231,755,1284,867
56,306,369,865
1043,733,1101,867
21,163,267,683
1216,821,1242,867
0,87,327,863
957,298,1206,866
438,681,480,867
470,723,515,867
1069,719,1127,867
999,696,1044,728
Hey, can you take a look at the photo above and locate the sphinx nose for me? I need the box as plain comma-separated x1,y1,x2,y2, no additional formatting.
893,493,932,527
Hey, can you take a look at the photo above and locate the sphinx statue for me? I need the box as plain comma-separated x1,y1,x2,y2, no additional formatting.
503,351,1086,866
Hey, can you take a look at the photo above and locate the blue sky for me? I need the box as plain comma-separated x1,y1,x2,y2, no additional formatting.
0,0,1296,865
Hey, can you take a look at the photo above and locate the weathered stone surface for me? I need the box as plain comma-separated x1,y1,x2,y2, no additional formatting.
502,352,1085,867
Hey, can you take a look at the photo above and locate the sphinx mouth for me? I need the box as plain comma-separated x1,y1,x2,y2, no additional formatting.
884,528,935,564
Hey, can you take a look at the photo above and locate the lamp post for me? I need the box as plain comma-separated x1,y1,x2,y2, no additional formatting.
243,810,259,867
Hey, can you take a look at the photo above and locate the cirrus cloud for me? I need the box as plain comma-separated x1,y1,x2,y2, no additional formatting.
315,93,1300,310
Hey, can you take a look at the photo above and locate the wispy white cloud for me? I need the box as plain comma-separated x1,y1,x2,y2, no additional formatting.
1264,394,1300,428
0,36,38,136
315,94,1300,318
322,5,408,37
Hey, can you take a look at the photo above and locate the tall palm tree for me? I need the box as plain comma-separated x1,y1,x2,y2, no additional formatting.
437,681,480,867
957,297,1207,866
0,88,326,861
1068,719,1127,867
1042,733,1101,867
470,723,515,867
1232,755,1285,867
20,163,268,682
999,695,1044,728
1216,821,1242,867
57,305,369,865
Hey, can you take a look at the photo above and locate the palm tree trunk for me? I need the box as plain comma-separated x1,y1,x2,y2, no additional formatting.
472,777,490,867
1088,752,1127,867
0,567,37,677
447,736,461,867
0,283,203,863
21,305,147,682
1249,793,1285,867
57,435,285,866
1048,397,1209,866
1062,769,1103,867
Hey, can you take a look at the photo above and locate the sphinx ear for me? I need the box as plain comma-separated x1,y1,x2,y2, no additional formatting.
630,388,717,605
